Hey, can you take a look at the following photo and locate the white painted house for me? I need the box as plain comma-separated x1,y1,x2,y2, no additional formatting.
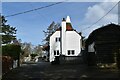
49,16,82,63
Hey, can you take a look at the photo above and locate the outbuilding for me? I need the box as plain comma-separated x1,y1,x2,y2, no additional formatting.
85,23,120,68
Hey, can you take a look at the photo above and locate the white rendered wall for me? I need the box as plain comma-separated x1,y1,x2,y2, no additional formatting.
66,31,81,56
49,30,82,62
49,31,60,62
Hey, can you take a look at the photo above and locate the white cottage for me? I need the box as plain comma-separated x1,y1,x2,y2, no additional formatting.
49,16,82,64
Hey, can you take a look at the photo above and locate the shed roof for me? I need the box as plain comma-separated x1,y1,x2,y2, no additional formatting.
86,23,120,45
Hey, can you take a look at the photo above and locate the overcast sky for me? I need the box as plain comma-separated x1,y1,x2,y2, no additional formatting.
2,1,119,45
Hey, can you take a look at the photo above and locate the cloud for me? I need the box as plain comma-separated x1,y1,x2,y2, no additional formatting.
81,2,118,37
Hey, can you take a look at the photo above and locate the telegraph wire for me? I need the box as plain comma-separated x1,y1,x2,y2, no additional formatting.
5,0,119,31
5,0,68,17
28,2,48,20
81,1,119,31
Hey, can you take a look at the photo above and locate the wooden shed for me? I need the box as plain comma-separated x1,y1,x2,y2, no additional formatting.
85,23,120,68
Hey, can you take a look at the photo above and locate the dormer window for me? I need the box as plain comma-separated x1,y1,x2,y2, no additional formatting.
55,37,60,42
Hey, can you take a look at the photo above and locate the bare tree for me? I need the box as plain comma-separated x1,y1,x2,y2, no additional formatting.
33,45,43,57
21,42,32,57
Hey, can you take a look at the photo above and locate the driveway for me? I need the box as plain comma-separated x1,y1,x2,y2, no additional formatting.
2,61,120,80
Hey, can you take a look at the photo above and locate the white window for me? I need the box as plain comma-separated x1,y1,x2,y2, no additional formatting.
54,50,59,55
68,50,75,55
55,37,60,42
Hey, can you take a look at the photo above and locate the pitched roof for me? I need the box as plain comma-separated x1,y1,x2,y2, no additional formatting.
56,16,74,31
66,23,73,31
86,23,120,45
56,23,74,31
56,27,61,31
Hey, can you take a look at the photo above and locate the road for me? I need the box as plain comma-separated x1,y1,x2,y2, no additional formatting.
2,61,120,80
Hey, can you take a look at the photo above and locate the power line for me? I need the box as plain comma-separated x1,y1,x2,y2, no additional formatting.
5,0,68,17
81,1,119,31
28,2,48,20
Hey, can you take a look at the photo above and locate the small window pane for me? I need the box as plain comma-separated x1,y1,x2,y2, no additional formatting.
54,50,56,55
55,37,60,42
55,38,57,42
72,50,74,55
68,50,70,55
59,38,61,41
57,50,59,55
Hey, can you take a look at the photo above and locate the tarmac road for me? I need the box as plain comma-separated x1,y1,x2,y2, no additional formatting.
2,61,120,80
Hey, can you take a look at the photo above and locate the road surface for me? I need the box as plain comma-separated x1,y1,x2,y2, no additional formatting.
2,61,120,80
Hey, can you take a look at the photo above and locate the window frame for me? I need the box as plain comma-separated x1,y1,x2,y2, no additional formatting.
54,50,60,55
67,50,75,55
57,50,59,55
68,50,70,55
72,50,75,55
54,50,56,55
55,37,60,42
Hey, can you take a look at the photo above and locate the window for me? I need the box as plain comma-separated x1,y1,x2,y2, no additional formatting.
57,50,59,55
55,37,60,42
72,50,75,55
54,50,56,55
59,38,61,41
67,50,75,55
68,50,70,55
54,50,59,55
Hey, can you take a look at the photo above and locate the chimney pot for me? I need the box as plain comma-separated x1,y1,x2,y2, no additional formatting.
62,18,66,21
